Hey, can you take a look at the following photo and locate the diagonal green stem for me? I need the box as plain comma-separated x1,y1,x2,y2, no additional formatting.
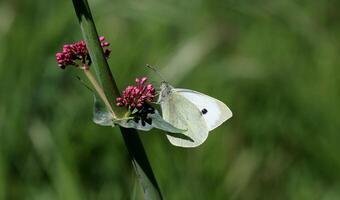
83,67,116,119
71,0,162,199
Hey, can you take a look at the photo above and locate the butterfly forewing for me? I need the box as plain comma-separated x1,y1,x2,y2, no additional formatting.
174,89,232,131
161,92,209,148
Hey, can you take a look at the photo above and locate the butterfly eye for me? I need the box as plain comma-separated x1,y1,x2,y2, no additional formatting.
201,108,208,114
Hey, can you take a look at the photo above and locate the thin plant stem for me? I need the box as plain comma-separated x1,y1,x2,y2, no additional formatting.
83,66,116,119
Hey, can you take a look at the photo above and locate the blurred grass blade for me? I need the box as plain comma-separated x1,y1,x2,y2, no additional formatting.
0,152,6,200
71,0,162,199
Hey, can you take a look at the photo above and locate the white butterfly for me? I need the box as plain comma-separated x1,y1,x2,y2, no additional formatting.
158,81,232,148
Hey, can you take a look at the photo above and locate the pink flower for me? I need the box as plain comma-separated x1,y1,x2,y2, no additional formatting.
116,77,156,111
55,36,111,69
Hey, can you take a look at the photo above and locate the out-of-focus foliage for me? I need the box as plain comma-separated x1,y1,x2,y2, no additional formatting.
1,0,340,199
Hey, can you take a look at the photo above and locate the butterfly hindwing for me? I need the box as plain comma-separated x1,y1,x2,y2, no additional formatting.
174,89,232,131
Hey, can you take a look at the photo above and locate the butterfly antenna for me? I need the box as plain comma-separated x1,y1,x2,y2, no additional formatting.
146,64,166,82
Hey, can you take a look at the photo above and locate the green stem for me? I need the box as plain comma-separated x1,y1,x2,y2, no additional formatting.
71,0,162,199
83,66,116,119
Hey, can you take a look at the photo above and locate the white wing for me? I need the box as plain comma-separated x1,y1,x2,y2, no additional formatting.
174,88,232,131
161,92,209,148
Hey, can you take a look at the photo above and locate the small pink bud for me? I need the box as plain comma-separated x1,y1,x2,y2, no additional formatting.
115,77,156,112
102,42,109,47
55,36,111,69
140,77,147,84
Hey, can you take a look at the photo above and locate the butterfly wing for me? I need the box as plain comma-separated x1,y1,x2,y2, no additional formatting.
161,91,209,148
174,89,232,131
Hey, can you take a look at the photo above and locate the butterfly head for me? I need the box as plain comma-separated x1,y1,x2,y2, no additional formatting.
158,81,173,103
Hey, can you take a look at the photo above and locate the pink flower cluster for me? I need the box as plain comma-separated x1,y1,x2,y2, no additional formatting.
116,77,156,111
56,36,111,69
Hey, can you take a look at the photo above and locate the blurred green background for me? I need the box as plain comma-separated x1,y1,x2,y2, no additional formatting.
1,0,340,199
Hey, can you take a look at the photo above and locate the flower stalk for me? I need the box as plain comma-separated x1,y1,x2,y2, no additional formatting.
82,65,116,118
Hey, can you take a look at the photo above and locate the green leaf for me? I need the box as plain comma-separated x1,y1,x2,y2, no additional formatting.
116,119,153,131
93,95,114,126
92,94,184,134
115,110,186,134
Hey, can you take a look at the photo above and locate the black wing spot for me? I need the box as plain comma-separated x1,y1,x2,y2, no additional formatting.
201,108,208,114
